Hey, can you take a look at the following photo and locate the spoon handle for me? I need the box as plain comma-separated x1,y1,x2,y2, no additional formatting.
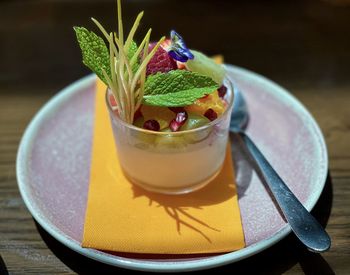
239,132,331,253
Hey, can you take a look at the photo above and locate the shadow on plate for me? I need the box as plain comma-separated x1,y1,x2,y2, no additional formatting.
230,133,253,199
34,172,334,274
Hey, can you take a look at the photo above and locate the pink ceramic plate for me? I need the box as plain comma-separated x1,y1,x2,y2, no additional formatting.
16,65,328,272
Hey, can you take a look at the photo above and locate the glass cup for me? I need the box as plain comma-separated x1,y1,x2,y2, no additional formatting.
106,78,234,194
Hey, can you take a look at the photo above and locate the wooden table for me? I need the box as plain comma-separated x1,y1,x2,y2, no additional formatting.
1,0,349,274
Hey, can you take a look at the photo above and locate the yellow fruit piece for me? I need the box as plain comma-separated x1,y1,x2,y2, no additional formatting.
185,91,226,117
141,105,175,130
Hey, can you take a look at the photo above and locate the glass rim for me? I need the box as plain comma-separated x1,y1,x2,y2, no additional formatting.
105,77,235,136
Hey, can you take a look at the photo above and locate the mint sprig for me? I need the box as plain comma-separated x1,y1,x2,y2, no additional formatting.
143,70,219,107
73,26,111,85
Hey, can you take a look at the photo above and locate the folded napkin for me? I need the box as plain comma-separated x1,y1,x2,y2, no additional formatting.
82,79,245,254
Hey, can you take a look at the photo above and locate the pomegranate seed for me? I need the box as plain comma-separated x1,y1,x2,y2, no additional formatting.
169,111,188,131
169,120,181,132
204,108,217,121
218,85,227,98
143,119,160,131
176,111,188,123
169,107,185,113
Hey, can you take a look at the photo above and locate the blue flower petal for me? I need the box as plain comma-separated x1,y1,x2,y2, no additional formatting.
168,50,188,62
168,30,194,62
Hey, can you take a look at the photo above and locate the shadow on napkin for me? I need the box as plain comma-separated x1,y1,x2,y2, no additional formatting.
128,153,237,243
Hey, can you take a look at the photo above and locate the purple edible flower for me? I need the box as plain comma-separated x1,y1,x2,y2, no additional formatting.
168,30,194,62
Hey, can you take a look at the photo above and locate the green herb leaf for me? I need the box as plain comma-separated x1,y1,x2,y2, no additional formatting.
128,40,139,74
73,26,110,85
185,50,225,84
143,70,219,107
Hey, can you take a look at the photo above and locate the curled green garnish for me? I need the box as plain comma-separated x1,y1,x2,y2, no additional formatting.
74,0,164,123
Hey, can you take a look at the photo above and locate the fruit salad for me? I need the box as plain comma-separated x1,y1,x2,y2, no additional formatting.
128,35,229,133
74,0,234,194
105,31,230,135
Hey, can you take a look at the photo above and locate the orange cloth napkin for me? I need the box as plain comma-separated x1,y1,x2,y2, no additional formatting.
82,79,245,254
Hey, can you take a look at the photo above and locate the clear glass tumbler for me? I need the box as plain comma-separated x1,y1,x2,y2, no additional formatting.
106,78,234,194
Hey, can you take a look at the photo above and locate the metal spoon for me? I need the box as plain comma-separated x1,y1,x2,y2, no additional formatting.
229,85,331,253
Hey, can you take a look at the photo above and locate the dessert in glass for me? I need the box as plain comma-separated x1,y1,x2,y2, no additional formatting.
74,0,234,194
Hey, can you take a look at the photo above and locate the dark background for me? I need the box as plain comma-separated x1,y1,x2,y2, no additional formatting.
1,0,349,92
0,0,349,274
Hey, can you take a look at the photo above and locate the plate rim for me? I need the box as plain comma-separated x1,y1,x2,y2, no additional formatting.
16,65,328,272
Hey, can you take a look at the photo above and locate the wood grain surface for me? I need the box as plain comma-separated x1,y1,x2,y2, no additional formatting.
0,0,349,274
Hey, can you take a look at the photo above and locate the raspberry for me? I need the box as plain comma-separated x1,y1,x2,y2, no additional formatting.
146,44,177,75
143,119,160,131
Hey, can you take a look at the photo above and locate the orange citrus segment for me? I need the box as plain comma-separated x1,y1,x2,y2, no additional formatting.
184,91,226,116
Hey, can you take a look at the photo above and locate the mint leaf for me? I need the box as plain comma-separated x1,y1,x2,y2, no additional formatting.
143,70,219,107
73,26,110,85
185,50,225,84
127,40,139,74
